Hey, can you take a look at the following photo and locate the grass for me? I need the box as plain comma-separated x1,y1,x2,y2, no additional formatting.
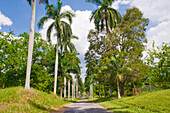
87,89,170,113
0,86,76,113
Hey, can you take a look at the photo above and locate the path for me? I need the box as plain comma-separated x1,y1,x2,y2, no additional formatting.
63,95,112,113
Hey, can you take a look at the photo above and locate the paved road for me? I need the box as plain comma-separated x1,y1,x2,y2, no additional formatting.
63,95,112,113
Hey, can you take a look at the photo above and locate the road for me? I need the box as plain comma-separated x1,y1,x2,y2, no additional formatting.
63,95,111,113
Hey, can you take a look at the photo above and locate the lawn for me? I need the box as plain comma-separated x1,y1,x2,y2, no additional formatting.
0,87,74,113
87,89,170,113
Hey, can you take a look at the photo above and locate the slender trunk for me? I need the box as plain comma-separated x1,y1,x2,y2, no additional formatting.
120,83,124,96
73,81,75,99
25,0,36,90
68,79,70,100
54,41,59,94
76,74,78,98
99,83,101,98
117,75,121,99
90,78,93,99
72,81,74,100
64,76,66,100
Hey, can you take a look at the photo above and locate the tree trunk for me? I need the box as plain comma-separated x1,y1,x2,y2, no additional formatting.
54,42,59,94
64,76,66,100
73,81,75,99
120,83,124,96
25,0,36,90
72,81,74,100
99,83,101,98
68,79,70,100
117,76,121,99
76,74,78,98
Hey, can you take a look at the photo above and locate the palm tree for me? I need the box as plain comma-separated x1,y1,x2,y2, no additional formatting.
25,0,48,90
38,0,75,94
86,0,121,34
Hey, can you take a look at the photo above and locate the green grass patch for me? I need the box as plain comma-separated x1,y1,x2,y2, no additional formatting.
0,86,72,113
88,89,170,113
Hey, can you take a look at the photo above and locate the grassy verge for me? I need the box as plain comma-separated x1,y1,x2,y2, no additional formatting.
87,89,170,113
0,86,73,113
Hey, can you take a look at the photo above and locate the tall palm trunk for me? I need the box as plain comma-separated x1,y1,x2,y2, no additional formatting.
76,74,78,98
64,76,66,100
72,81,74,100
117,75,121,99
25,0,36,90
68,79,70,100
54,40,59,94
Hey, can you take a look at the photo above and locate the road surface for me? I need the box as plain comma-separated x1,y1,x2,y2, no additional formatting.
63,95,111,113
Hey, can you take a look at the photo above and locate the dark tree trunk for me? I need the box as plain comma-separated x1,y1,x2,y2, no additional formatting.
99,83,101,98
120,83,125,96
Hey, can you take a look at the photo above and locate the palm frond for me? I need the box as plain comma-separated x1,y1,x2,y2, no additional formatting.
47,22,54,41
37,16,50,29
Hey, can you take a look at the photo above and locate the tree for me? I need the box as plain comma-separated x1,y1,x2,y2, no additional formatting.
146,42,170,88
86,0,121,34
25,0,48,90
38,0,75,94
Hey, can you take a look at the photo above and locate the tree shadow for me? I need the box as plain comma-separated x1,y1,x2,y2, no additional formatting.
107,106,131,113
28,100,48,111
89,97,113,103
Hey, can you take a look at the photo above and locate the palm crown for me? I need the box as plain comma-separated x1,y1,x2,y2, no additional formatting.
87,0,121,33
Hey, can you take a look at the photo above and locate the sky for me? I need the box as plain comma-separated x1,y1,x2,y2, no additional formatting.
0,0,170,82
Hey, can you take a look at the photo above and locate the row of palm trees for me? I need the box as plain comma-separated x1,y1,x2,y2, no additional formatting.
25,0,80,99
25,0,121,98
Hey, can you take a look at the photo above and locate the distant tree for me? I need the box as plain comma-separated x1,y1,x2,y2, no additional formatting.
146,42,170,89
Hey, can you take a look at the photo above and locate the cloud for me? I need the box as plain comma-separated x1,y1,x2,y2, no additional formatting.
147,20,170,49
129,0,170,50
130,0,170,23
39,5,95,80
0,11,13,30
112,0,131,9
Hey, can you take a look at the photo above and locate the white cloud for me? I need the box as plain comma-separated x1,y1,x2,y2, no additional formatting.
147,21,170,49
0,11,13,30
112,0,131,9
130,0,170,23
129,0,170,50
39,5,95,80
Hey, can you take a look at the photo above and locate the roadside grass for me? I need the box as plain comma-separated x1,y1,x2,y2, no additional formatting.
87,89,170,113
0,86,76,113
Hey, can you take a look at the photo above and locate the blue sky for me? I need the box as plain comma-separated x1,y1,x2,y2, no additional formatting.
0,0,170,82
0,0,96,35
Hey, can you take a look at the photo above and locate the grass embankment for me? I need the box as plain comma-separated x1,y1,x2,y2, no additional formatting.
0,87,72,113
88,89,170,113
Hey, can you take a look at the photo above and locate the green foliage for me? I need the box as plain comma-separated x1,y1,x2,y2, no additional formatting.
146,42,170,89
0,32,55,92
